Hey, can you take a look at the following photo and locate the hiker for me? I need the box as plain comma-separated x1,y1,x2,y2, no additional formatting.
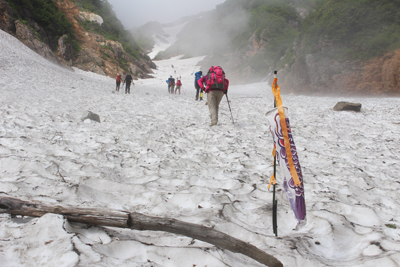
123,74,133,94
167,75,175,94
166,79,170,93
115,74,121,92
175,77,182,94
198,66,229,126
194,71,203,101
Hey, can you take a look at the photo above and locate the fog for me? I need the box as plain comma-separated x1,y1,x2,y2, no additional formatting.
155,7,250,62
107,0,226,28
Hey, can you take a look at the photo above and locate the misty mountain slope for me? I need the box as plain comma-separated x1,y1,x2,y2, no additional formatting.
151,0,304,83
2,28,400,267
148,22,187,60
149,0,400,94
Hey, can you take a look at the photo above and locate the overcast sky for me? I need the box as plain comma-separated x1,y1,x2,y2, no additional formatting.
107,0,226,28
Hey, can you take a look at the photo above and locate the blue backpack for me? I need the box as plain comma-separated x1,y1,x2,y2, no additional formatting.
194,71,202,81
194,71,202,86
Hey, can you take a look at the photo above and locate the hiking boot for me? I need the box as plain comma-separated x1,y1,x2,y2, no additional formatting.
195,97,198,101
200,97,203,101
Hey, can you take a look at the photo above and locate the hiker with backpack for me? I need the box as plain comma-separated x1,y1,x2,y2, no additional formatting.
116,74,121,92
194,71,203,101
122,73,133,94
167,75,175,94
197,66,229,126
175,77,182,94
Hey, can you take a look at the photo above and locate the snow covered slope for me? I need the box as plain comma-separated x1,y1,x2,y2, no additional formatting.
147,22,187,60
1,28,400,267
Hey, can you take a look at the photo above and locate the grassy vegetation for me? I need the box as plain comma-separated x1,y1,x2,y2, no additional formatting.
248,1,300,68
73,0,147,61
202,0,400,78
300,0,400,60
210,0,302,77
5,0,79,52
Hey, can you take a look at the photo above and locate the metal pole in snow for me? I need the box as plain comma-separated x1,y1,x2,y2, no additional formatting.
226,94,234,124
273,70,278,237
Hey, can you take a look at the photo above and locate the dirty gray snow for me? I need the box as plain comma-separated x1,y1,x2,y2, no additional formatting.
1,28,400,267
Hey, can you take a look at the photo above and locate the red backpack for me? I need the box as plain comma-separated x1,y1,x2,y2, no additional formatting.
176,80,182,86
207,66,229,91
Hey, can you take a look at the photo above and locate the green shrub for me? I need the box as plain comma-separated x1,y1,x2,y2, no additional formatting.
6,0,78,53
74,0,142,60
300,0,400,60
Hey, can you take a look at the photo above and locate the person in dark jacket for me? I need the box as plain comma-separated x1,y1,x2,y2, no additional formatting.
123,74,133,94
167,75,175,94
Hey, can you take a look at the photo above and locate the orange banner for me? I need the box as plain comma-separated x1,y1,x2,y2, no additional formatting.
271,78,301,187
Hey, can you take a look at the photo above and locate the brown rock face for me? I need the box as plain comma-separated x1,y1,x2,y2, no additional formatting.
15,20,59,64
53,0,154,78
0,0,15,33
281,49,400,96
336,50,400,95
1,0,154,79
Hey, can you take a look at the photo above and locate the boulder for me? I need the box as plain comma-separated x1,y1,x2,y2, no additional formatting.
77,11,103,25
333,101,362,112
81,111,100,123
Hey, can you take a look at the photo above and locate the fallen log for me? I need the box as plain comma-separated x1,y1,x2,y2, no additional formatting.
0,196,283,267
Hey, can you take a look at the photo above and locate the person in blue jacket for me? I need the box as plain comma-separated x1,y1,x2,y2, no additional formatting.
166,75,175,94
194,71,203,100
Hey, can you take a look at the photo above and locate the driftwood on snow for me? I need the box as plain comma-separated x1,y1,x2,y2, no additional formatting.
0,196,283,267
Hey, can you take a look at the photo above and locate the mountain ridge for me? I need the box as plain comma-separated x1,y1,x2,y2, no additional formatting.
151,0,400,95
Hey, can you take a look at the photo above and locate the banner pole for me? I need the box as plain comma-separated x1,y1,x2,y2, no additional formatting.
273,70,278,237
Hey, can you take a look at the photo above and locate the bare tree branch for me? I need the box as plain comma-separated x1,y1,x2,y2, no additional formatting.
0,196,283,267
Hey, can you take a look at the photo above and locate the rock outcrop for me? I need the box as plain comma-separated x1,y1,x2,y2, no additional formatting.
279,48,400,96
0,0,155,79
15,20,60,64
53,0,154,78
0,0,15,33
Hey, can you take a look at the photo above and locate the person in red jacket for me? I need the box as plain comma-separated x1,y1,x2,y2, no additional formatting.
197,67,229,126
175,77,182,94
115,74,121,92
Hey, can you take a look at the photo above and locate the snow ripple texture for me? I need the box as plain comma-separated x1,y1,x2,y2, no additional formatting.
1,29,400,266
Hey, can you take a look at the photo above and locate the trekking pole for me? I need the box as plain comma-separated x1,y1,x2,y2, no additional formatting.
225,94,234,124
272,70,278,237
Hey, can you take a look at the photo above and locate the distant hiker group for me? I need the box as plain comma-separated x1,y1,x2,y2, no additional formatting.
116,65,230,126
115,73,134,94
166,76,183,94
164,66,230,126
